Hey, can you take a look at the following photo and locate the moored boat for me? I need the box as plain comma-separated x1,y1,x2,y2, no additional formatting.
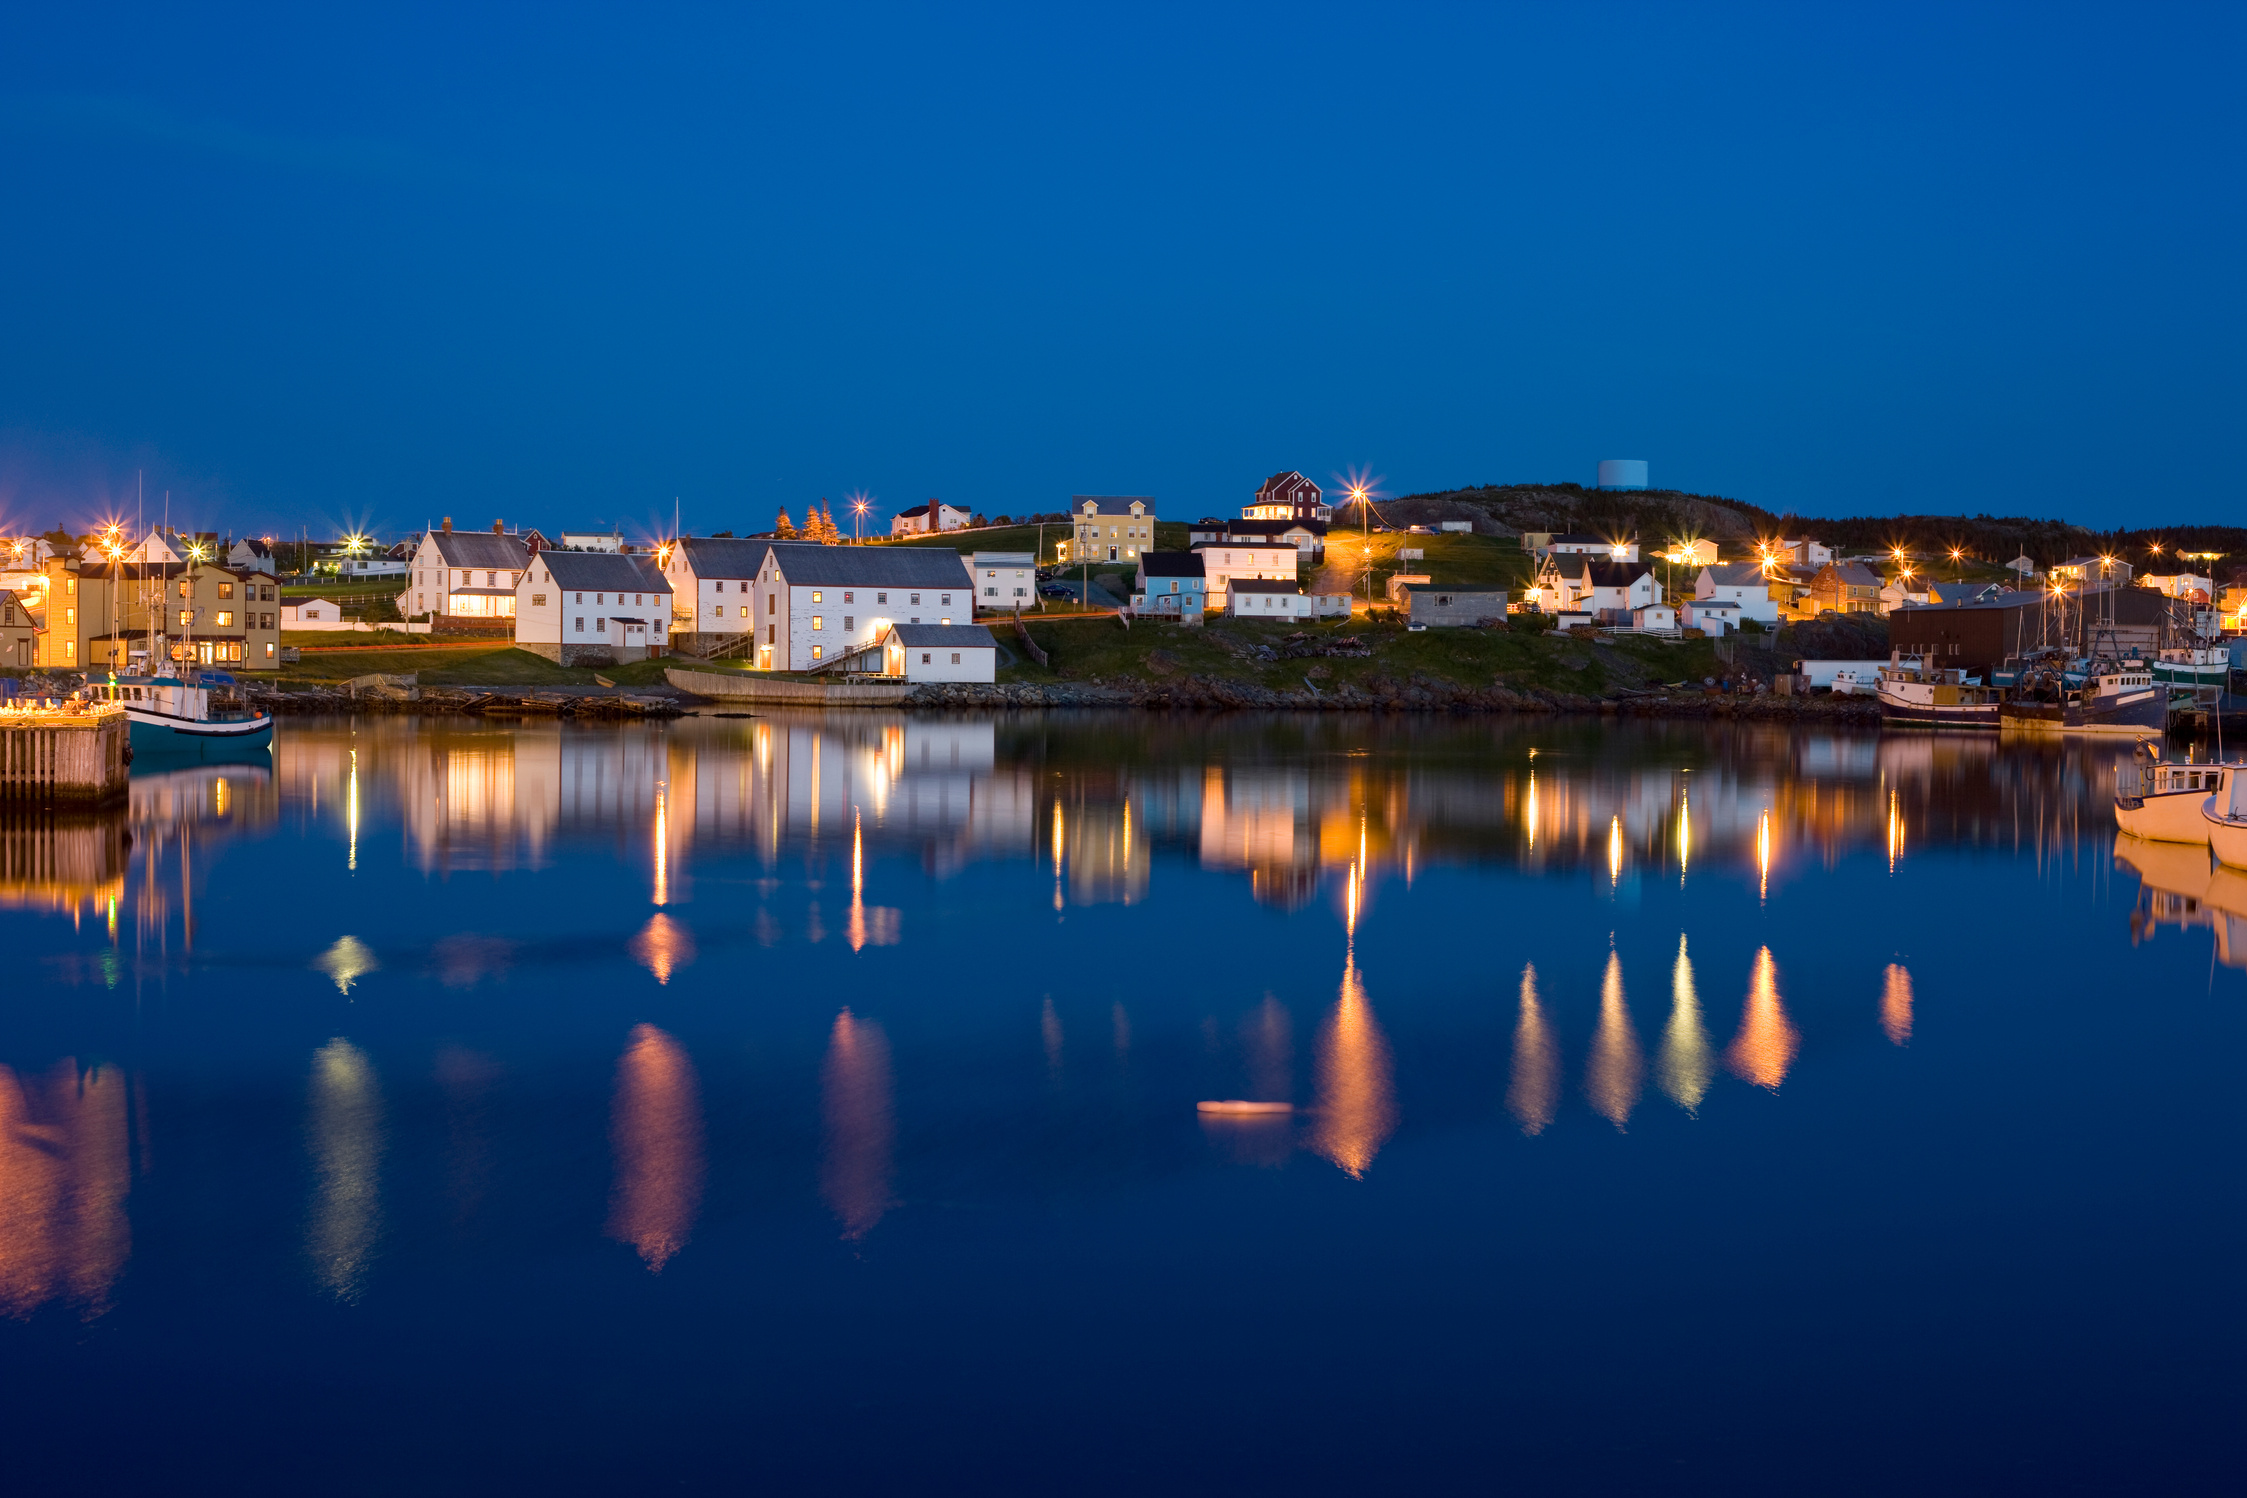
2114,742,2239,843
2152,646,2234,687
1875,656,2001,730
86,674,274,761
2207,770,2247,870
1998,659,2166,737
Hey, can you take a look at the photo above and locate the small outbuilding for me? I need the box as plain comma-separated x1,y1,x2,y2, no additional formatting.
881,623,998,682
1680,599,1740,636
281,597,345,626
1226,578,1350,620
1401,583,1509,627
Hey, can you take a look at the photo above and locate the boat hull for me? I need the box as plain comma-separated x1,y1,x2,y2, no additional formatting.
2153,664,2231,686
1879,700,2001,730
2208,809,2247,871
1999,689,2168,736
2115,789,2216,843
127,712,274,760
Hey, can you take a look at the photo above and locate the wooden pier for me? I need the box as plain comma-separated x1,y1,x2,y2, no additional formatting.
0,706,131,805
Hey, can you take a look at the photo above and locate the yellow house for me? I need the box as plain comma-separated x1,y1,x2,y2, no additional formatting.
1063,496,1157,565
38,559,283,672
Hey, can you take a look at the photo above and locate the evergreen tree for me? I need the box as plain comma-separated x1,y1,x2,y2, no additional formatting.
776,509,797,539
818,501,841,544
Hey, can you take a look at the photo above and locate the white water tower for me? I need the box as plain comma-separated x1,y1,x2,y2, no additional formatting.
1596,459,1649,491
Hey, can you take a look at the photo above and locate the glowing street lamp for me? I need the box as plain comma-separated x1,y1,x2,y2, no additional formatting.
851,496,869,543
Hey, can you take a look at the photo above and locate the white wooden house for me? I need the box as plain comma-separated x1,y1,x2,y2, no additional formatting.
516,550,672,664
660,535,771,651
970,552,1038,612
747,543,974,671
879,623,998,682
402,520,534,624
1192,540,1297,610
1693,563,1782,625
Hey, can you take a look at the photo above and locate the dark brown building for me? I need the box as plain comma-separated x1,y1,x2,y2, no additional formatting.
1890,586,2176,675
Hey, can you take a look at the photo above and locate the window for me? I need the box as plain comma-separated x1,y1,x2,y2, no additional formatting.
941,593,951,605
740,606,749,618
767,594,775,614
910,593,920,605
984,586,995,596
843,616,854,631
921,652,931,664
715,581,725,593
877,592,887,604
574,592,583,604
844,591,854,603
940,617,951,626
767,624,775,643
812,590,823,603
596,617,606,631
635,594,643,606
218,582,234,598
951,652,961,664
596,592,605,605
533,594,547,607
215,611,234,627
265,642,275,659
811,645,823,660
811,616,823,630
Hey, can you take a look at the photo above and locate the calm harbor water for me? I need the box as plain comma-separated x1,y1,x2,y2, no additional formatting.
2,712,2242,1494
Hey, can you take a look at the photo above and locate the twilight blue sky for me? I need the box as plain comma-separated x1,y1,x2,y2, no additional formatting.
0,2,2240,541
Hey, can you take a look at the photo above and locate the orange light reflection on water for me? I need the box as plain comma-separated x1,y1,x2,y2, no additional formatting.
607,1024,705,1272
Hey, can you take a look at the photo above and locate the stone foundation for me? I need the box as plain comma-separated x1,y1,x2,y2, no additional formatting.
517,642,663,667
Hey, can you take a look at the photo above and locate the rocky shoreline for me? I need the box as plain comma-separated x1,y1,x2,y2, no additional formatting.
896,677,1885,720
239,676,1877,723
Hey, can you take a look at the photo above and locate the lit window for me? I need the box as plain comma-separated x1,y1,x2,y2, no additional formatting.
812,616,823,630
812,645,823,660
740,606,749,618
812,590,823,603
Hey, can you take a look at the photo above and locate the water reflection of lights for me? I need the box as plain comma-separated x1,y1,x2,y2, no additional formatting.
1507,963,1559,1136
1676,786,1690,883
314,935,379,995
1041,997,1064,1080
1657,935,1715,1114
347,749,359,872
1887,790,1904,873
1585,950,1645,1129
308,1039,383,1301
1727,947,1799,1090
821,1010,895,1241
608,1025,704,1272
0,1060,131,1318
653,781,669,906
629,913,695,985
1608,815,1622,887
1881,963,1914,1045
1309,947,1396,1177
1757,810,1771,901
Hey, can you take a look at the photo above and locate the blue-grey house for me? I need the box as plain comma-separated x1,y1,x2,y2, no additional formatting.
1132,552,1207,617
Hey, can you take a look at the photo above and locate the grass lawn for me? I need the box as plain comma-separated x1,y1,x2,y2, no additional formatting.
869,520,1194,565
1002,611,1724,698
1313,530,1531,598
281,578,405,598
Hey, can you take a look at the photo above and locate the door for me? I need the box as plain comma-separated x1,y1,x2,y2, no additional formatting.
1108,546,1117,562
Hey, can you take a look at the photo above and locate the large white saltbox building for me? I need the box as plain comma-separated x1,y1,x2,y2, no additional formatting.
748,542,974,672
660,535,773,653
404,520,534,625
516,550,673,665
1191,539,1299,610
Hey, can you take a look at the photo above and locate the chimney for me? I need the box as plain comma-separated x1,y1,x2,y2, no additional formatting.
493,519,504,535
442,517,452,532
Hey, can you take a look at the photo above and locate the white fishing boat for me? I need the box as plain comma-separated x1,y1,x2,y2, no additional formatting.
2207,770,2247,870
2152,646,2234,687
2114,742,2239,844
85,673,273,760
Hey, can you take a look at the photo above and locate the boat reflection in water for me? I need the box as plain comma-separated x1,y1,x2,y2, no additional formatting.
2119,834,2247,970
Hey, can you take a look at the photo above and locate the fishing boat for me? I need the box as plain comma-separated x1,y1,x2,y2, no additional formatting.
1998,656,2166,736
2152,646,2234,687
2114,742,2239,843
1875,655,2001,730
2208,770,2247,870
85,673,273,760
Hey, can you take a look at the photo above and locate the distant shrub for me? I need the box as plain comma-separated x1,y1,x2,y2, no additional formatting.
1508,612,1555,634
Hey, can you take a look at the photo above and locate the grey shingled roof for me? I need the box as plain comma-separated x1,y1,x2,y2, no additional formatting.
672,536,772,577
1138,552,1205,578
765,543,972,588
1699,562,1770,586
883,623,998,648
424,530,532,569
534,551,671,593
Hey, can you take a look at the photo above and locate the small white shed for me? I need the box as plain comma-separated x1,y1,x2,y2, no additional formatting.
281,597,344,626
882,622,998,683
